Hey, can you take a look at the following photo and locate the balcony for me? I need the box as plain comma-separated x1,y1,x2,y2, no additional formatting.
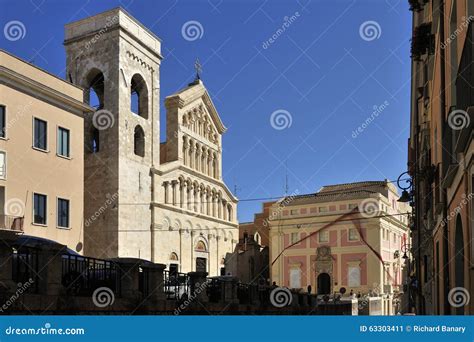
411,23,434,61
0,215,24,232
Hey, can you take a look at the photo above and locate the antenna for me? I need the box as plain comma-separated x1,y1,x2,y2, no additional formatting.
284,161,289,195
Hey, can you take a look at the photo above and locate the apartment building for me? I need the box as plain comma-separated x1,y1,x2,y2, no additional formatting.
0,49,91,252
408,0,473,314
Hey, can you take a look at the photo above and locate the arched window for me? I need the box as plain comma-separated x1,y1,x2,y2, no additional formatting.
134,125,145,157
92,128,100,153
195,240,207,252
169,252,179,261
85,69,105,153
130,74,148,119
85,69,104,109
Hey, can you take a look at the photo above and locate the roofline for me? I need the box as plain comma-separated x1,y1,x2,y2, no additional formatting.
64,6,162,43
0,49,85,92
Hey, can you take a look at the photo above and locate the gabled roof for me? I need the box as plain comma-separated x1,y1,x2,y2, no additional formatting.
164,79,227,134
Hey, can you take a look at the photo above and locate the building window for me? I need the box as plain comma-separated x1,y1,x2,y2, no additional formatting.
348,228,358,241
348,266,361,287
169,263,178,276
0,105,5,138
319,230,329,243
0,151,5,179
33,118,47,150
348,203,357,209
289,268,301,289
134,125,145,157
91,128,100,153
290,209,298,215
33,193,47,225
57,198,70,228
290,232,299,244
130,74,149,119
319,207,327,213
57,127,70,157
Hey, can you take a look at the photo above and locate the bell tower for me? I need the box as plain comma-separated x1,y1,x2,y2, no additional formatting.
64,8,162,260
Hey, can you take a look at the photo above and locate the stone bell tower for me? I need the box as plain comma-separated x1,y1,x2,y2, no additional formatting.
64,8,162,260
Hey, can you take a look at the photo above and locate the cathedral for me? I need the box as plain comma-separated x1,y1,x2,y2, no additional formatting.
64,8,238,276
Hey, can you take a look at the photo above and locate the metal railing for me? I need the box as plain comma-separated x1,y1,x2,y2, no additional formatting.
0,215,24,232
61,254,121,297
163,270,189,300
11,246,39,293
138,266,149,297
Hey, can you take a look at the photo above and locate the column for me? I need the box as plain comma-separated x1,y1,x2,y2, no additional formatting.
212,194,216,217
163,181,169,204
187,183,192,210
222,200,227,221
189,141,194,169
196,148,201,172
200,190,206,214
208,154,213,177
183,138,188,165
217,197,222,219
194,187,199,213
179,181,185,208
171,180,178,206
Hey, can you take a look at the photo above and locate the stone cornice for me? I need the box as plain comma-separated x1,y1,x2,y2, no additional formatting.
152,202,238,227
0,66,93,114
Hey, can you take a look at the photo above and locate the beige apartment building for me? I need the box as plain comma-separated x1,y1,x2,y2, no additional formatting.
268,181,410,315
0,50,91,252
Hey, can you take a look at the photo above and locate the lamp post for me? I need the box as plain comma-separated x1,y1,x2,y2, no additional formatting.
401,242,413,314
396,170,418,314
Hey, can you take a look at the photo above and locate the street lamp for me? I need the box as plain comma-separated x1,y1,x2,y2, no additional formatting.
397,171,413,204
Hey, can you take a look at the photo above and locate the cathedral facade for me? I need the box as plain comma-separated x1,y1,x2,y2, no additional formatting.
64,7,238,276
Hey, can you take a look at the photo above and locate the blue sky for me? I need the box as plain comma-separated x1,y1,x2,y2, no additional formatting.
1,0,412,222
